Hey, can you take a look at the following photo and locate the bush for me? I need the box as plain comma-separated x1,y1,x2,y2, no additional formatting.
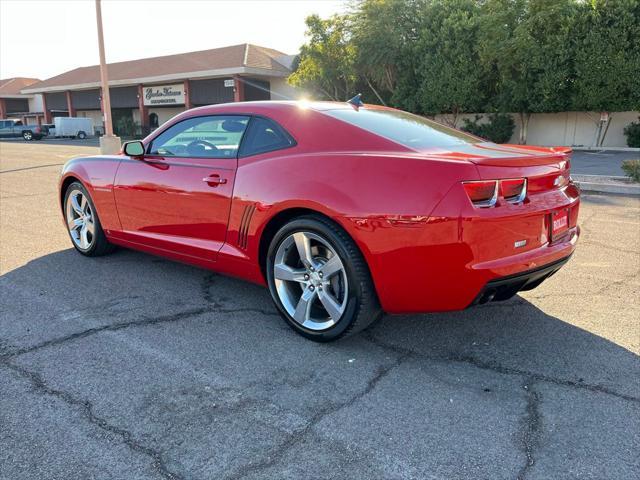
623,118,640,148
461,113,515,143
621,159,640,182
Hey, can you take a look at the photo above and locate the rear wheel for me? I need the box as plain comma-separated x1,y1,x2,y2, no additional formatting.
266,215,381,341
64,182,115,256
22,131,33,141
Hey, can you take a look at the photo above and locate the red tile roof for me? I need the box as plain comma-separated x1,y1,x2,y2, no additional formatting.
0,77,40,96
23,44,292,93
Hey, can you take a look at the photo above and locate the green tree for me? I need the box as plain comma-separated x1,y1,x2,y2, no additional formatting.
572,0,640,145
412,0,486,125
350,0,423,105
478,0,577,143
288,14,358,101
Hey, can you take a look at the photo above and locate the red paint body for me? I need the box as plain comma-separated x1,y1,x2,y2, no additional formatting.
59,102,579,313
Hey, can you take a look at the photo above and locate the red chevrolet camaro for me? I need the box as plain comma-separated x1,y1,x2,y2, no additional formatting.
59,100,580,341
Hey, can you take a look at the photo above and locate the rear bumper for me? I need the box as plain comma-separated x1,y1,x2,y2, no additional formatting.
470,254,571,306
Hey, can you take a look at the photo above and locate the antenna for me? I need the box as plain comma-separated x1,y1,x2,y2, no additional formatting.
347,93,364,108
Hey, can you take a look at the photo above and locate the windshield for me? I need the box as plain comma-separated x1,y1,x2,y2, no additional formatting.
323,108,479,149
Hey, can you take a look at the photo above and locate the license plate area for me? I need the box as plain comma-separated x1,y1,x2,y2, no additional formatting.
550,209,569,240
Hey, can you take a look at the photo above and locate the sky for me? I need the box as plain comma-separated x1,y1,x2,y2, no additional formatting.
0,0,347,80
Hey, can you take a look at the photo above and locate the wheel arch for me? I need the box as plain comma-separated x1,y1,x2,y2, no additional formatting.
60,175,84,210
257,207,371,284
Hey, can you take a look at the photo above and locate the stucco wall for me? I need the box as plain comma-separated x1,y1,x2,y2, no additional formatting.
434,111,639,147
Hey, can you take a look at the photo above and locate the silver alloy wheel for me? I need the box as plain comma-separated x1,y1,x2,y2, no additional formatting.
65,189,95,250
273,231,349,331
23,131,32,140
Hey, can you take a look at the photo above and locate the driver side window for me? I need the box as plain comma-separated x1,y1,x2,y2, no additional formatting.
148,115,249,158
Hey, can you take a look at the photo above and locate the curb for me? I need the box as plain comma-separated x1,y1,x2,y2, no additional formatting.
572,147,640,153
573,175,640,196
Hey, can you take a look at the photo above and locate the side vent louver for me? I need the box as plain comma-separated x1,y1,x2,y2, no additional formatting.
238,204,256,250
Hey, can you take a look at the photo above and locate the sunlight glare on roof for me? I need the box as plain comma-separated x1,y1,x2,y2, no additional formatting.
297,98,311,109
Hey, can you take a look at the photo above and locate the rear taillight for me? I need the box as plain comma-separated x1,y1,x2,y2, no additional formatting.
501,178,527,203
35,126,41,133
463,178,527,207
463,180,498,207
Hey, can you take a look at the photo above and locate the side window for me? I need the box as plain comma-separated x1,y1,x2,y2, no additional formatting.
239,117,295,157
148,115,249,158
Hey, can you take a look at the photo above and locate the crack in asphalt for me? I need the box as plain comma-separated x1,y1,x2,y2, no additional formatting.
0,307,211,360
223,352,411,480
201,272,223,308
362,333,640,404
517,379,542,480
1,272,281,360
0,163,65,174
1,359,184,480
0,304,281,359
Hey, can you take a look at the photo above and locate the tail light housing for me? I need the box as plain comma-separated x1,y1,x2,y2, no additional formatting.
529,159,572,192
463,178,527,208
500,178,527,203
463,181,498,207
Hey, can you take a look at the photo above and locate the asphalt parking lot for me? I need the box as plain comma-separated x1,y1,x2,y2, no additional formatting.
1,141,639,480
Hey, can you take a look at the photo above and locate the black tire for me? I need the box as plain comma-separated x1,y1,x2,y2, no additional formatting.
63,181,116,257
22,131,33,141
77,131,87,140
266,215,382,341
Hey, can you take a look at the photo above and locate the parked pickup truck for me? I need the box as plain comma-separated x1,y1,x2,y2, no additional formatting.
0,119,47,140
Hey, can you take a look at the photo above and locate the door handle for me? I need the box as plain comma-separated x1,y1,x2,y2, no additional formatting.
202,174,227,186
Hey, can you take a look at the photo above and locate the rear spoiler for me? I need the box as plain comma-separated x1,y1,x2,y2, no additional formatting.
467,144,572,167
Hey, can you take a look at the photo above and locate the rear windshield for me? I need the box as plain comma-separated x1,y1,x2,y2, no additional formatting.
323,108,479,149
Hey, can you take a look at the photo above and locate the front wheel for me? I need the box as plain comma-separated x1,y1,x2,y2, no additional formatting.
63,182,115,256
266,215,381,341
77,131,87,140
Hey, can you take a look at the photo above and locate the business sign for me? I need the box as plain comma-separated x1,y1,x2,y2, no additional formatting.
224,79,235,88
143,84,185,106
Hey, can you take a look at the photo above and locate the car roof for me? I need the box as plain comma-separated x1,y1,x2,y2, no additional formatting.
187,100,392,116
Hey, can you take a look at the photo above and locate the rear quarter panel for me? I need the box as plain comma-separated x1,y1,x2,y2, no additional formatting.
226,148,480,293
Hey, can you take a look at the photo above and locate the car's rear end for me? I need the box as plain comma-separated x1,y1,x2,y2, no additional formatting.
431,143,579,307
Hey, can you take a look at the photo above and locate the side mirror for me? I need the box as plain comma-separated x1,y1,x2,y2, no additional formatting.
123,140,145,157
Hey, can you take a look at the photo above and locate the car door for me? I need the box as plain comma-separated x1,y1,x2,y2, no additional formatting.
0,121,11,137
113,114,250,261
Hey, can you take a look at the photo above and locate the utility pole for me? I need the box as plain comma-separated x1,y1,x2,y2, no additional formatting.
95,0,120,153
